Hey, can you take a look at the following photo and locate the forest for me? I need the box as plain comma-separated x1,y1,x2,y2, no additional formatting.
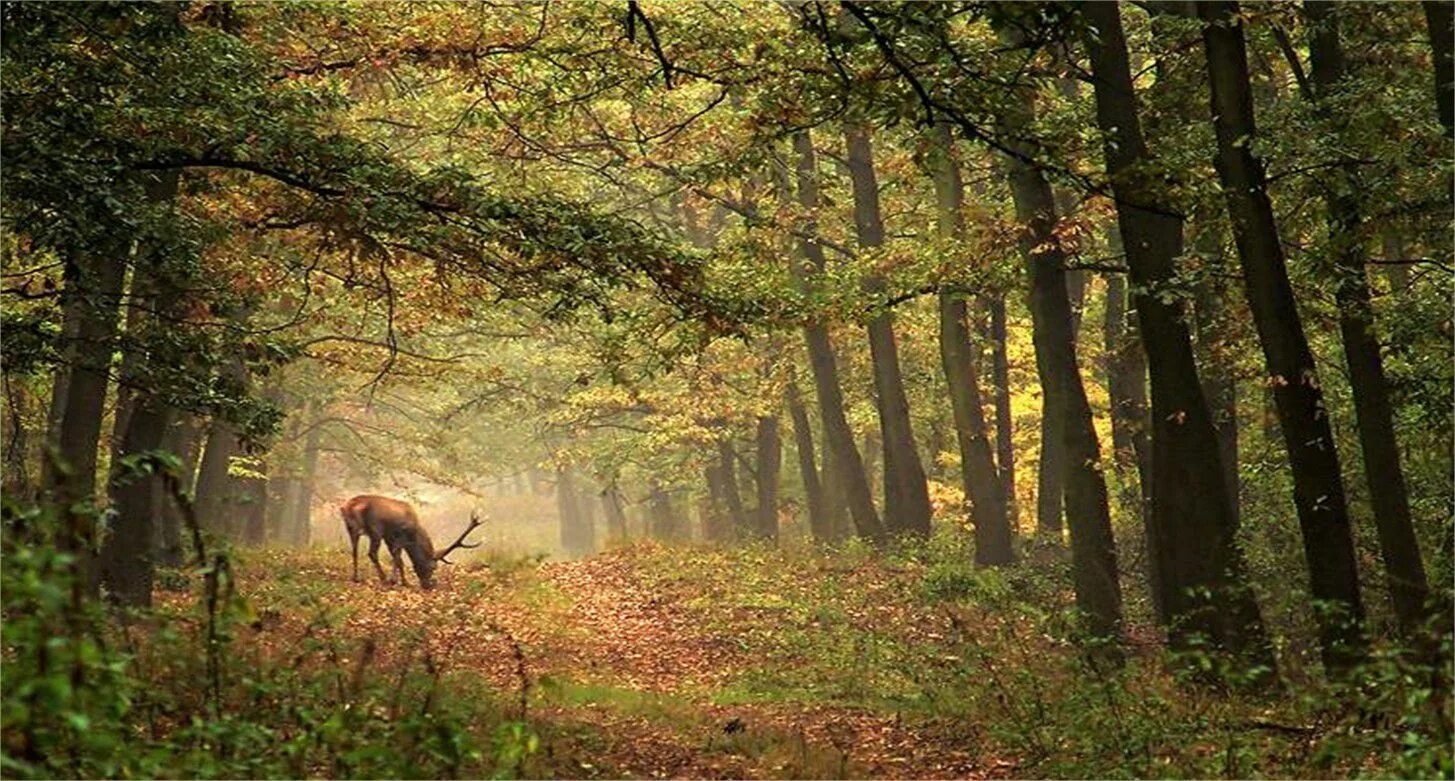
1,1,1451,778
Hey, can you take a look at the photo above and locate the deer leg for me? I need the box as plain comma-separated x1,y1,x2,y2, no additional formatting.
349,530,362,582
368,536,390,584
389,543,408,587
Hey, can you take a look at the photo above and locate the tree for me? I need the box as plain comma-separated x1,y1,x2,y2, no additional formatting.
788,132,885,542
843,124,934,537
1081,0,1272,666
1196,0,1365,671
1303,0,1430,634
996,21,1123,645
926,122,1013,564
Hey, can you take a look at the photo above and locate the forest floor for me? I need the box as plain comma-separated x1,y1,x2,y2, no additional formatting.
197,543,1008,779
148,540,1448,779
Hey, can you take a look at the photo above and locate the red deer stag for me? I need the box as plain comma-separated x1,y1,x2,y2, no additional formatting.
339,495,485,590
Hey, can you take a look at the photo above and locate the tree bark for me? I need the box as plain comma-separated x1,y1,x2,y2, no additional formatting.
1197,0,1365,671
786,379,836,541
1426,0,1454,137
193,417,242,538
154,413,203,566
986,295,1017,526
647,481,677,540
844,124,934,537
46,246,128,596
718,438,750,536
1306,0,1430,634
1191,226,1239,527
788,132,885,541
996,25,1124,644
927,122,1013,564
754,414,781,540
602,481,629,542
559,466,596,556
1084,1,1272,665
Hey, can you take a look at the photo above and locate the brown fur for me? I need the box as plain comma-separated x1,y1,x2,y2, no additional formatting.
340,495,439,589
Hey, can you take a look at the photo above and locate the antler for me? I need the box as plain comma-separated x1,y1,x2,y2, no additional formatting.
435,510,486,563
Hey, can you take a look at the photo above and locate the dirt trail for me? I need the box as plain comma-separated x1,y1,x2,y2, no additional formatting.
264,551,1001,778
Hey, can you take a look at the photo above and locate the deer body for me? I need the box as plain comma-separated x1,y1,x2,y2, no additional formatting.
340,495,483,590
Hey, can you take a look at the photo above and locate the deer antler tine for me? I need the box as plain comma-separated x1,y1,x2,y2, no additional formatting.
435,509,488,563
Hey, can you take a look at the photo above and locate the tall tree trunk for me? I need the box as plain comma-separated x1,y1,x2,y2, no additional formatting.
602,481,629,542
786,379,835,541
927,122,1013,564
46,246,128,596
106,284,146,470
986,294,1017,526
718,438,750,535
703,462,733,542
239,470,268,546
1103,269,1160,624
1426,0,1455,137
1306,0,1430,634
153,414,203,565
1197,0,1365,671
287,410,322,547
754,415,781,540
558,466,591,556
1381,232,1411,292
39,286,84,491
647,481,677,541
1191,226,1240,527
788,132,885,541
1083,1,1271,665
99,392,172,605
193,417,242,538
844,124,934,537
996,24,1124,645
267,476,297,544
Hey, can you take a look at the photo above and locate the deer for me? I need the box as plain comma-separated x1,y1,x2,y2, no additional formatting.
339,494,485,590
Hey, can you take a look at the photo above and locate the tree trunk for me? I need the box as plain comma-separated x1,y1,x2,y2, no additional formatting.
647,481,677,541
718,438,750,536
1084,1,1272,665
559,467,596,556
754,415,781,540
1102,268,1151,524
789,132,885,541
289,411,322,547
239,470,268,546
997,24,1123,645
193,418,242,538
1103,269,1161,624
844,124,934,537
927,122,1012,564
1306,0,1430,634
986,294,1017,526
1191,226,1240,526
106,285,146,471
154,413,203,566
1426,0,1454,137
1197,0,1365,671
46,246,129,595
602,481,629,542
1382,232,1411,292
99,393,172,605
39,284,84,492
268,476,298,544
703,462,734,542
786,379,836,541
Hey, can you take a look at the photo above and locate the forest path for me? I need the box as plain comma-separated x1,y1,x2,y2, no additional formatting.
259,545,1004,778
